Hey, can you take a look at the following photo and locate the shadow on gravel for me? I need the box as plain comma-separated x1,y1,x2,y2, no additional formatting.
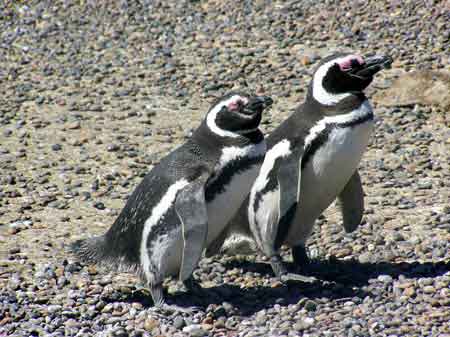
224,257,450,287
104,258,449,315
113,279,370,316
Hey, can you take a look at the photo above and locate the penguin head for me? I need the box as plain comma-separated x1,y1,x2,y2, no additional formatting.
207,92,273,137
311,53,393,105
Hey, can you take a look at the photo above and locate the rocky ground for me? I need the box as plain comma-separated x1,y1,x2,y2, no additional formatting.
1,1,449,336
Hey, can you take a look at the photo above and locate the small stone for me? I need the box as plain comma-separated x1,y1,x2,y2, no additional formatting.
47,305,62,314
144,318,159,331
114,328,128,337
213,318,226,329
404,287,416,297
301,56,311,65
378,275,393,283
173,316,185,329
304,300,317,311
67,289,80,299
303,317,315,328
182,324,206,337
202,317,213,325
293,322,306,331
67,121,81,130
358,252,372,264
101,303,113,313
93,202,105,210
9,247,20,254
52,144,62,151
254,310,267,325
423,285,435,294
107,144,120,152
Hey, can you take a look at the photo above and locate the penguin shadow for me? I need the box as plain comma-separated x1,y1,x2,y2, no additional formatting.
107,258,449,315
114,277,369,316
223,256,450,287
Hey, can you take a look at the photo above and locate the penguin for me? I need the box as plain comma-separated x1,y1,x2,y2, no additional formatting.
71,92,273,311
207,53,392,282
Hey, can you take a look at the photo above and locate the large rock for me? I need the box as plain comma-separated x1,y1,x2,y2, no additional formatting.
373,70,450,110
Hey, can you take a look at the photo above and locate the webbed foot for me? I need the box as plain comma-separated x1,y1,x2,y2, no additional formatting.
270,254,317,283
150,283,202,314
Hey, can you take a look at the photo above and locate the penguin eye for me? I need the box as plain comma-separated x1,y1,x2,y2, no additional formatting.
350,59,361,68
338,60,352,72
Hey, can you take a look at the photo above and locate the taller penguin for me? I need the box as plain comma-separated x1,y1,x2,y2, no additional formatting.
71,92,272,311
209,53,392,282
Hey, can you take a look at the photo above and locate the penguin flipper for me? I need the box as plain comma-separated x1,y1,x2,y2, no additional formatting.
249,140,301,257
337,170,364,233
274,149,302,248
175,176,209,282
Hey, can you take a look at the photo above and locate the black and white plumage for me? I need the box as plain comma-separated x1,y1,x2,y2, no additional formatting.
209,53,392,281
71,92,272,311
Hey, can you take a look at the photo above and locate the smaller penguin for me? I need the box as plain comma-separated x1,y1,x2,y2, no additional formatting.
71,92,272,312
209,54,392,282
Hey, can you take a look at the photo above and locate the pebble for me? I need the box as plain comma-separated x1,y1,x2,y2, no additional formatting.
51,144,62,151
182,324,206,337
93,202,106,210
378,275,393,283
173,316,185,329
143,318,159,331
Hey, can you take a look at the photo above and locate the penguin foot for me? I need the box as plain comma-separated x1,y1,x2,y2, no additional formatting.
150,283,202,314
181,276,203,294
292,245,311,268
269,254,288,278
279,273,317,283
154,303,203,314
270,255,316,283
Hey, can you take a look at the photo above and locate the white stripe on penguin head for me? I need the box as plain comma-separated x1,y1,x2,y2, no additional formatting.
206,95,245,138
312,56,354,106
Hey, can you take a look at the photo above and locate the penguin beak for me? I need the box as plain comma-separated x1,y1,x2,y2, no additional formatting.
255,95,273,108
349,55,393,79
243,96,273,115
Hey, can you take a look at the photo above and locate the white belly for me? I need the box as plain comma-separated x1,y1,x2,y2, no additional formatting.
155,165,261,277
286,120,374,246
207,164,261,245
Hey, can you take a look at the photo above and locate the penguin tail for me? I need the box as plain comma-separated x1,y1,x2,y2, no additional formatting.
70,236,107,265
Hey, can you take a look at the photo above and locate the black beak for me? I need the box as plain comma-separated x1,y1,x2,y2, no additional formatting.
350,55,393,78
243,95,273,114
252,95,273,108
256,95,273,108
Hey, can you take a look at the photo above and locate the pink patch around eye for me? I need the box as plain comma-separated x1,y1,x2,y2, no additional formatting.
227,97,248,111
338,54,365,71
227,101,239,110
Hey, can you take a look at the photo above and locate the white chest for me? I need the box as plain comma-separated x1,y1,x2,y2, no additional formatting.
206,141,266,244
287,120,374,244
207,163,261,244
160,162,263,277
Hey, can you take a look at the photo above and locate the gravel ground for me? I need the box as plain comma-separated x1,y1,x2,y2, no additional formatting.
1,1,449,336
